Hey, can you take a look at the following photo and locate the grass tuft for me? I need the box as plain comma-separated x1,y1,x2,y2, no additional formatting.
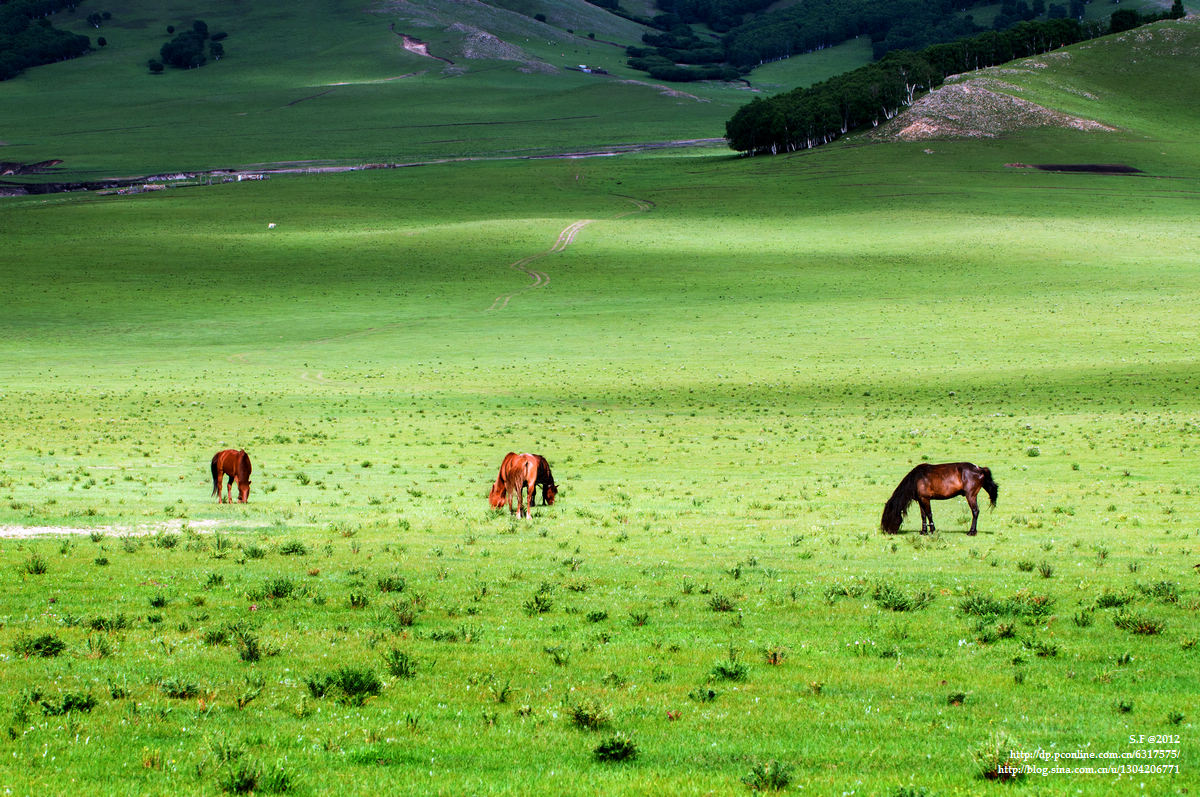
743,759,791,791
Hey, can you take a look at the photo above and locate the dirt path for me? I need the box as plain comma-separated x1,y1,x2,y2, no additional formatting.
487,219,594,311
0,518,236,539
0,140,725,197
487,194,654,311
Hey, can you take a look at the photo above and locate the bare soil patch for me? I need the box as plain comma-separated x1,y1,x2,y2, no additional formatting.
871,80,1115,142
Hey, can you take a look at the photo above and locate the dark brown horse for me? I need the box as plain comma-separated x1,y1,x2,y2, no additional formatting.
489,452,556,518
211,449,252,503
881,462,997,535
534,454,558,506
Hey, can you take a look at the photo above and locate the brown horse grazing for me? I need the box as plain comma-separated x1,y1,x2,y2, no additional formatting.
211,449,252,503
488,452,555,518
881,462,997,535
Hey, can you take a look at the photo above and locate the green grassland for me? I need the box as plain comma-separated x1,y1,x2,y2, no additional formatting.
1,10,1199,797
0,0,746,177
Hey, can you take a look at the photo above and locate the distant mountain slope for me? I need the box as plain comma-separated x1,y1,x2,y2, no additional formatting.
377,0,648,69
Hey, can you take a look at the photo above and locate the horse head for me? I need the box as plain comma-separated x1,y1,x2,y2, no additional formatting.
542,482,558,505
488,480,506,508
237,480,251,503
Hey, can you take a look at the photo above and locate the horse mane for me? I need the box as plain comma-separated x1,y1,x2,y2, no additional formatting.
239,449,252,478
880,464,928,533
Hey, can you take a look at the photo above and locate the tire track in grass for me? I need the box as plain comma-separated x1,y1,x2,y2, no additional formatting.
487,196,653,311
487,219,593,311
231,197,653,382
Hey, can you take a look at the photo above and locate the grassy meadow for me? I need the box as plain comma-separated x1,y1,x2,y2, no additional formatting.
2,10,1199,797
0,0,746,177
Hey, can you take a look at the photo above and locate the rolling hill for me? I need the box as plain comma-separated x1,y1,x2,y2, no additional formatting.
4,0,1190,183
873,17,1200,143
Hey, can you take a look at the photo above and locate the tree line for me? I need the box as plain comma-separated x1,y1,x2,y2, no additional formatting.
725,8,1184,155
625,0,999,81
0,0,91,81
625,0,1186,83
722,0,995,67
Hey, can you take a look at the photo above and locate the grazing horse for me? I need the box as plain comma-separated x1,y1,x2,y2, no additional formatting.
881,462,997,535
211,449,252,503
534,454,558,506
489,452,556,518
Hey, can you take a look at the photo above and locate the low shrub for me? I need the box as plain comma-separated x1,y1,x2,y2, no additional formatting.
593,733,637,763
743,759,791,791
383,648,418,679
971,729,1023,781
872,581,933,612
1113,610,1165,635
306,666,382,705
13,633,67,658
569,698,611,730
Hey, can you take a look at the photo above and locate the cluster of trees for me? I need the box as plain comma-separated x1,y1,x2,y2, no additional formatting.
626,0,1001,80
723,0,999,66
724,13,1156,154
627,24,739,81
1110,0,1185,33
0,0,90,80
148,18,225,72
654,0,777,33
627,0,1185,84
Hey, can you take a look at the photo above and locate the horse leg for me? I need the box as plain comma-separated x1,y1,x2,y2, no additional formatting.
225,475,234,503
965,491,980,535
918,497,933,534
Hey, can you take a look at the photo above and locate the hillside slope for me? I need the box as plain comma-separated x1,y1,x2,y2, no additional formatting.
0,0,744,179
872,16,1200,143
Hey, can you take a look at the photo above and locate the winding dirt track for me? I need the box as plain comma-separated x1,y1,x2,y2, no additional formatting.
487,219,593,311
224,195,654,380
487,196,654,311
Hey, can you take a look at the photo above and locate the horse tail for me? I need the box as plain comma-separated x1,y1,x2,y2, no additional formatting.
980,466,998,508
881,465,923,533
210,454,220,497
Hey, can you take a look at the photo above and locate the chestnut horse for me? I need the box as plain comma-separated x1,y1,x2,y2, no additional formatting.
211,449,252,503
881,462,997,535
489,452,557,518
